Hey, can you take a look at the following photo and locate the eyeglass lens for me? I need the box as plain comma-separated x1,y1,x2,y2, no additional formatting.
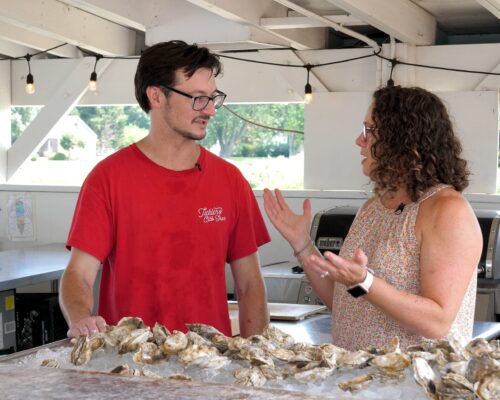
193,94,225,111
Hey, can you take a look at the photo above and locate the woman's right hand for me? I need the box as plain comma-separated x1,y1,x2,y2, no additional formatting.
263,188,312,253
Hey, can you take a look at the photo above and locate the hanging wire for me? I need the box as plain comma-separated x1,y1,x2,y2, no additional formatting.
222,106,304,135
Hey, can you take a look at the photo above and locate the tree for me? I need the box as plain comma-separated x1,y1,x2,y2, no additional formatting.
202,103,304,158
11,107,42,143
60,133,84,159
72,106,129,154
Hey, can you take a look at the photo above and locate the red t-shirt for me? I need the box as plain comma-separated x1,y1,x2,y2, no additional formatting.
67,145,270,335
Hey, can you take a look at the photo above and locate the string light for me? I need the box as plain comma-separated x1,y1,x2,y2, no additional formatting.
386,59,398,87
25,54,35,94
89,54,103,91
304,65,313,104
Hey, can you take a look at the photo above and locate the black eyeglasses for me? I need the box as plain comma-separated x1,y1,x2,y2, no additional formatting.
160,86,226,111
362,122,379,141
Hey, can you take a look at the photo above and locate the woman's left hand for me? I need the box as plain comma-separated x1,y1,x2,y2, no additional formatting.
305,248,370,287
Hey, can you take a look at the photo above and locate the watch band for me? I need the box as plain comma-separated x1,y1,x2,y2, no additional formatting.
347,268,374,298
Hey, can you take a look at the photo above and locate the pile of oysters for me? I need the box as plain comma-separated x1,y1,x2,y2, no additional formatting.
41,317,499,399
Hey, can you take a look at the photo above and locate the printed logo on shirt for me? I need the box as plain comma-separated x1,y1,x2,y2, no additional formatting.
198,207,226,223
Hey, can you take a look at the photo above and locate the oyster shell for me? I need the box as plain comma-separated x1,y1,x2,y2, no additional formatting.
412,356,441,400
40,358,59,368
338,350,373,369
475,371,500,400
262,325,294,348
438,372,474,399
293,366,334,383
465,354,500,383
233,367,267,387
160,330,189,355
186,323,224,340
370,352,411,377
152,322,170,346
70,334,105,365
118,328,152,354
132,342,166,364
338,373,374,392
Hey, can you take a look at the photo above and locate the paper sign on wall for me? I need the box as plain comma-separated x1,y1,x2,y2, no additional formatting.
7,193,35,241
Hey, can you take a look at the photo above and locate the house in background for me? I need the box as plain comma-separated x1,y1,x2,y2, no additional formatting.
37,115,97,159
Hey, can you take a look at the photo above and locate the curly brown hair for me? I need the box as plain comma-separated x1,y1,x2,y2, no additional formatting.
369,86,470,202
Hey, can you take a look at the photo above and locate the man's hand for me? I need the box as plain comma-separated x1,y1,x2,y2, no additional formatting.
67,316,107,337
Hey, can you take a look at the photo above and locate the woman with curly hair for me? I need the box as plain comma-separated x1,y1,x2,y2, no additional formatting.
264,86,482,350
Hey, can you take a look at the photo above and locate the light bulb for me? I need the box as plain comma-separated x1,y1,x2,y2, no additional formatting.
25,73,35,94
304,83,312,104
89,71,97,91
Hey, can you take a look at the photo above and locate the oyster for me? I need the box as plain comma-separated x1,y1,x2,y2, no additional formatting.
475,371,500,400
238,345,274,367
133,342,166,364
262,325,294,348
438,372,474,399
413,356,441,400
118,328,152,354
70,334,105,365
110,364,142,376
40,358,59,368
116,316,146,331
233,367,267,387
338,373,374,392
152,322,170,346
465,338,492,359
338,350,373,369
370,352,411,378
178,343,229,369
268,347,296,362
465,354,500,383
186,323,224,340
160,330,189,355
259,365,283,381
293,367,334,383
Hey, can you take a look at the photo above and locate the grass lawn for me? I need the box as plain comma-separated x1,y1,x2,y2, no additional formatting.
227,153,304,189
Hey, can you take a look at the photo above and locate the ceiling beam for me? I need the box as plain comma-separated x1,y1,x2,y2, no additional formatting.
477,0,500,19
185,0,327,50
261,14,364,29
0,0,137,55
0,21,78,58
326,0,436,45
57,0,148,31
0,39,34,60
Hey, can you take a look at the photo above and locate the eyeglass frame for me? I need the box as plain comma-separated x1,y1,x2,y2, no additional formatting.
362,122,379,141
159,85,227,111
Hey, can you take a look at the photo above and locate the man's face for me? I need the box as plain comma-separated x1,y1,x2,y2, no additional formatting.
161,68,218,141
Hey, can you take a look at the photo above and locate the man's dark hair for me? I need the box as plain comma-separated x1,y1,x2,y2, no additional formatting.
134,40,222,113
369,86,470,201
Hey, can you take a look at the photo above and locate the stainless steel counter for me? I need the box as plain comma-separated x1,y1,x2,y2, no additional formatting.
273,312,500,344
0,243,68,291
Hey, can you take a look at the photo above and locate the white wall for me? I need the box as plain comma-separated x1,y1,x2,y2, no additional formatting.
305,91,499,193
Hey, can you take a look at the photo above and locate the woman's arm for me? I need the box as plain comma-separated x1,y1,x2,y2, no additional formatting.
305,191,481,338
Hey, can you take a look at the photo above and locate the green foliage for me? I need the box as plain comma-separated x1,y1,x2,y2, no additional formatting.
60,133,76,152
50,152,67,160
201,103,304,158
11,107,42,143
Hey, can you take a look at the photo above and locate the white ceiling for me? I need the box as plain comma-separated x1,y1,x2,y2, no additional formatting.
0,0,498,58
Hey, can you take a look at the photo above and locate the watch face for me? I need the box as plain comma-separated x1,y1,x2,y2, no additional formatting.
347,285,367,298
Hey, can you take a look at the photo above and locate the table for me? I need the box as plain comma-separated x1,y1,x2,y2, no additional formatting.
0,243,69,291
273,312,500,345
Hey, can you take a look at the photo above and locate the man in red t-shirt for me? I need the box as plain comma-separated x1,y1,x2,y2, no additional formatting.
59,40,270,338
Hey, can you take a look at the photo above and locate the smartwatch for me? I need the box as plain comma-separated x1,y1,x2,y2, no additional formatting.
347,268,374,298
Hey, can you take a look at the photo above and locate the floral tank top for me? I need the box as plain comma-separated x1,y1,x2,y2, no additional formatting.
331,184,477,351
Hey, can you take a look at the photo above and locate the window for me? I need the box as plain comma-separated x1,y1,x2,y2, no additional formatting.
10,103,304,188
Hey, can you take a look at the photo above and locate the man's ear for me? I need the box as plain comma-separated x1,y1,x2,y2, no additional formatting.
146,86,163,109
